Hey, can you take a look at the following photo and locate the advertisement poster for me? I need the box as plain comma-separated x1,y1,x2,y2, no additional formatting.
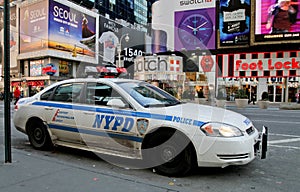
0,6,18,70
49,0,96,57
19,0,49,53
254,0,300,43
174,8,216,50
151,0,216,53
219,0,251,47
98,16,145,67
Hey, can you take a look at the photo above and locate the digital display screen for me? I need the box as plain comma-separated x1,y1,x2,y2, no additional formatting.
253,0,300,43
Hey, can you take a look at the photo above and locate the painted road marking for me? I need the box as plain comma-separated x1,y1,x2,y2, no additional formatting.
268,145,300,150
268,133,300,150
268,138,300,144
253,120,300,125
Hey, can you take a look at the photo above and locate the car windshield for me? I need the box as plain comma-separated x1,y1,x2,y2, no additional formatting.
117,81,181,108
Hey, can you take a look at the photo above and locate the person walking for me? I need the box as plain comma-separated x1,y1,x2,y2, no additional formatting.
13,86,21,105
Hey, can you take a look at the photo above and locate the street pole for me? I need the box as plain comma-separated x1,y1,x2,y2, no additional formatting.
117,33,129,68
4,0,12,163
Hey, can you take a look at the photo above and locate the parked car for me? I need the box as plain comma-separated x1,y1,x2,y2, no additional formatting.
13,78,268,176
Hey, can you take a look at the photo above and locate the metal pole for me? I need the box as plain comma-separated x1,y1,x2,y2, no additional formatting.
4,0,12,163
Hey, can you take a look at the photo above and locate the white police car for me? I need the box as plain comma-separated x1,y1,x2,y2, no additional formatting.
13,78,267,176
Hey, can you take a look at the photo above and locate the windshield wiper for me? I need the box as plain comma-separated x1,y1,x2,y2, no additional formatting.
144,101,181,108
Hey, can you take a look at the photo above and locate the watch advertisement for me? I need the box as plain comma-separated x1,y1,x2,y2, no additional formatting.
175,8,216,50
253,0,300,44
219,0,251,47
152,0,216,52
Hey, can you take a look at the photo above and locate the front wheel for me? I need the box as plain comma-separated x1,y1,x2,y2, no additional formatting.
27,121,53,150
143,130,196,176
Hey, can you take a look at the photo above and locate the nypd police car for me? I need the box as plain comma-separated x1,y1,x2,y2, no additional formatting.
13,78,267,176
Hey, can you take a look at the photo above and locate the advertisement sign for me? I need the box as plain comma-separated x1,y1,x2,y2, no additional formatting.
98,16,145,66
0,5,18,69
134,55,183,73
253,0,300,44
134,55,184,81
174,8,215,50
20,0,96,57
49,0,96,57
217,51,300,78
152,0,216,52
19,0,49,53
30,60,45,77
219,0,251,47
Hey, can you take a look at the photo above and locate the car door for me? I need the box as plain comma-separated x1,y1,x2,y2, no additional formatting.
74,82,140,156
41,82,85,143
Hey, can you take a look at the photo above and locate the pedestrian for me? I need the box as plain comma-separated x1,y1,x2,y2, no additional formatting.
248,90,256,105
13,86,21,105
296,91,300,103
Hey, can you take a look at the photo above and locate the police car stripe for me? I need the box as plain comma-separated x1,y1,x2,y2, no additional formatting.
48,124,143,142
32,101,174,121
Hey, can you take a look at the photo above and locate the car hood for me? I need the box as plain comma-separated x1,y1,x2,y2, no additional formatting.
148,102,252,131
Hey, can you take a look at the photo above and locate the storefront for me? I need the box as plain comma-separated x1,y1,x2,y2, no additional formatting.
217,51,300,102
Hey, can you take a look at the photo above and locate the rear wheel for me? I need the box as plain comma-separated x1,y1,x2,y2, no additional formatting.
143,130,195,176
27,120,53,150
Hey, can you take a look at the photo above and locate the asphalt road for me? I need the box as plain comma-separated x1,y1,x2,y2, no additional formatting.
1,102,300,192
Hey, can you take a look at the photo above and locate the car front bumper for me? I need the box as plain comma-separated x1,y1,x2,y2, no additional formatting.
195,126,268,168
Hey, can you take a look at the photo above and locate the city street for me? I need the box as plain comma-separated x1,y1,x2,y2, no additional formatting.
1,101,300,192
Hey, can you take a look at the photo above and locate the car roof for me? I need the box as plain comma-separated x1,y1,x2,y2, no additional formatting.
55,78,142,84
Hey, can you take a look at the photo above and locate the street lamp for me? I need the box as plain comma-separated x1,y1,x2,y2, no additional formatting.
117,33,129,68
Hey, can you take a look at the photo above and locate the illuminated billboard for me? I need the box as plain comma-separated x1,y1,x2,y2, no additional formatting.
218,0,251,47
19,0,49,53
19,0,96,57
98,16,145,66
151,0,216,52
48,0,96,57
0,6,18,70
252,0,300,44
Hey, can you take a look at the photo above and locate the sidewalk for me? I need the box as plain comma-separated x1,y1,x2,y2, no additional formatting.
0,148,178,192
224,101,300,110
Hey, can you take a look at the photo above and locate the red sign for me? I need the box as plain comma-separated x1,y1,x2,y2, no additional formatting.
218,51,300,77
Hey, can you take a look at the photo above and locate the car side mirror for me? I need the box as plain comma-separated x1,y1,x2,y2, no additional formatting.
107,98,127,108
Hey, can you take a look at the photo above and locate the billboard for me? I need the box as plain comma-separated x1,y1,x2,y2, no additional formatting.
218,0,251,47
19,0,49,53
98,16,145,66
0,5,18,70
252,0,300,44
151,0,216,52
20,0,96,57
49,0,96,57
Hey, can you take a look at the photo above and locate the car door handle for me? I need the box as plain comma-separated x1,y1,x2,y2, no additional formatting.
83,111,95,115
44,107,54,110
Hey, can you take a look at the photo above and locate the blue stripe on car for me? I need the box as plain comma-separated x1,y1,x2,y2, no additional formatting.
32,101,174,121
48,124,143,142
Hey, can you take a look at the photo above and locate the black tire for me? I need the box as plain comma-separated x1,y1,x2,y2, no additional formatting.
27,120,53,150
143,130,195,176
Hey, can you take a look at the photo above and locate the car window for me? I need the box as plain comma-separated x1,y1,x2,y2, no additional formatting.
51,83,84,103
117,81,180,108
86,82,125,106
40,87,55,100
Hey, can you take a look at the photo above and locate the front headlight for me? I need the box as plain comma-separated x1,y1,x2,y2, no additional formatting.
200,122,243,137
